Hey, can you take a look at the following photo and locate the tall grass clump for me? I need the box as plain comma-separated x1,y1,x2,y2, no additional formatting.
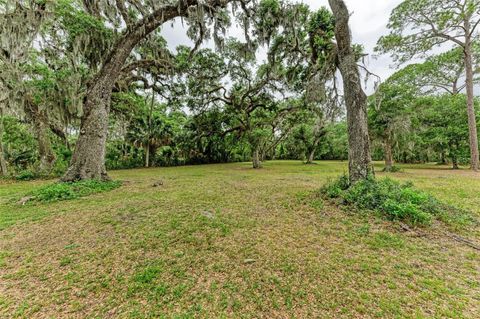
28,180,122,203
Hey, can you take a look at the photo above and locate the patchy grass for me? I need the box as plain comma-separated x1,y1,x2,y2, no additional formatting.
0,161,479,318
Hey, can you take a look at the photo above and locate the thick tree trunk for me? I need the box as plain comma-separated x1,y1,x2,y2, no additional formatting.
26,100,56,175
464,40,480,171
252,147,262,169
0,107,7,176
329,0,372,183
62,84,111,181
383,138,393,172
62,0,225,181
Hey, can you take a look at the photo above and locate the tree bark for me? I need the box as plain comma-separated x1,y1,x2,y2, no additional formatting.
463,36,480,171
307,149,315,164
306,118,324,164
329,0,372,183
145,144,150,168
25,100,56,175
0,107,7,176
252,147,262,169
61,82,111,181
62,0,230,181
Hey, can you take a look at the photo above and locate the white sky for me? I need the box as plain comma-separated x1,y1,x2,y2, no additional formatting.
161,0,406,93
303,0,403,81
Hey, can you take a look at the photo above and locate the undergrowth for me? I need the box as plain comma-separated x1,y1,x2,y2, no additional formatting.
27,180,122,203
321,175,473,226
383,165,402,173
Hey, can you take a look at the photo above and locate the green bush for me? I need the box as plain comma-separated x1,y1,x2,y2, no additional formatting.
321,176,468,225
322,174,350,198
15,170,37,181
29,180,122,203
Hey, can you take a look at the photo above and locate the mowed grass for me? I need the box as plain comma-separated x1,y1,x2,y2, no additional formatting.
0,161,479,318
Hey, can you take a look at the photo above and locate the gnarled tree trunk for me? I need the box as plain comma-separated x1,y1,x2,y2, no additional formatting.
329,0,372,183
62,83,111,181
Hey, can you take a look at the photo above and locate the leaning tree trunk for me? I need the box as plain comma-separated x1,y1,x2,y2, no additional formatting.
307,149,315,164
306,138,320,164
0,107,7,176
463,38,479,171
329,0,372,183
62,0,225,181
26,100,56,175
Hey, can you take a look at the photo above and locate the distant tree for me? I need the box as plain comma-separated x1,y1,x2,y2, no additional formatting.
126,95,173,168
377,0,480,171
0,0,51,175
369,66,419,171
418,95,473,169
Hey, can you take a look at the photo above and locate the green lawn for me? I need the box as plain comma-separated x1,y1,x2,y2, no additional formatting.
1,161,479,318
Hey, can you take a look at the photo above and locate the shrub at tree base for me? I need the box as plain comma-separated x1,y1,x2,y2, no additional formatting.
29,180,122,203
321,176,471,226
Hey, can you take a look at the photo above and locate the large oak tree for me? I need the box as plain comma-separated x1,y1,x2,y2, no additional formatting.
61,0,251,181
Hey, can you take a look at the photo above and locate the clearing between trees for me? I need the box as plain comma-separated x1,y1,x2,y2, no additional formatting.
1,161,479,318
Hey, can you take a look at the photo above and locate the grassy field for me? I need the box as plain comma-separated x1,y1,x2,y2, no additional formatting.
0,161,479,318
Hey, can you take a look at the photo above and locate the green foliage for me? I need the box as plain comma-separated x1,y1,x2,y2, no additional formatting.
417,95,472,166
383,165,402,173
15,170,37,181
1,117,37,172
376,0,477,63
322,174,350,198
54,0,114,66
29,180,121,203
321,176,470,225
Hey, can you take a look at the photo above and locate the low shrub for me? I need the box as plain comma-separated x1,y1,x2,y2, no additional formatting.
321,175,470,225
29,180,122,203
15,170,37,181
383,165,402,173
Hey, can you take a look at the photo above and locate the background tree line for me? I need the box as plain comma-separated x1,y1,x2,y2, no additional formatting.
1,0,479,181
